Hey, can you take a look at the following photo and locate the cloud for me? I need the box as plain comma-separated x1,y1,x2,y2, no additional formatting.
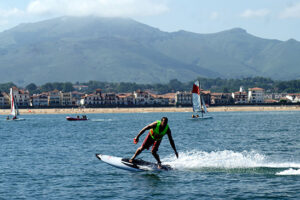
280,2,300,19
210,11,219,20
26,0,169,17
240,9,270,18
0,8,24,18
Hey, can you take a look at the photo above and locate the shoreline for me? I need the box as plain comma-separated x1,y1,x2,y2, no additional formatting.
1,105,300,115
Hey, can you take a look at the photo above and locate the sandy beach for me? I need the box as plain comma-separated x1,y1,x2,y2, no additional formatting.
1,105,300,115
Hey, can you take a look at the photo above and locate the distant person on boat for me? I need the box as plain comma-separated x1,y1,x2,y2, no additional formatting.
129,117,178,168
12,116,17,120
6,116,9,120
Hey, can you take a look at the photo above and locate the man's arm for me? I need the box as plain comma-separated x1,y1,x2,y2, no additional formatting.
134,122,157,143
167,128,178,158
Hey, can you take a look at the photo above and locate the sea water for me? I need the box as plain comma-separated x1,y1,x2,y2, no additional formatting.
1,111,300,199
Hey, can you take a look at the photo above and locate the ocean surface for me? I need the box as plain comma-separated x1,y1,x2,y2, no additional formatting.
1,111,300,199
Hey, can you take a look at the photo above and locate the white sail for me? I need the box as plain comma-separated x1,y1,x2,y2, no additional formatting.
192,81,201,112
191,81,212,119
10,88,19,117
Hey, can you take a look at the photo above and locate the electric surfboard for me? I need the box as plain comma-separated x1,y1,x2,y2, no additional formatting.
95,154,172,172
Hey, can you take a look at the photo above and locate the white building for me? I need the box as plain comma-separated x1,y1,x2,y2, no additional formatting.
103,93,117,105
133,90,151,105
60,91,72,106
248,87,265,103
211,93,233,105
232,87,248,104
150,94,170,105
162,93,176,105
286,93,300,103
72,91,85,106
116,93,134,105
0,92,9,106
264,93,287,100
175,91,192,105
81,89,103,106
11,87,30,107
48,90,61,106
31,93,49,107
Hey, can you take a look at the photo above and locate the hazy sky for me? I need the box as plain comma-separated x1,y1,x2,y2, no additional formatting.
0,0,300,41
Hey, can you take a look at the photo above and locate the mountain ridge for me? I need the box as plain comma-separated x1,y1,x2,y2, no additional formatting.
0,16,299,85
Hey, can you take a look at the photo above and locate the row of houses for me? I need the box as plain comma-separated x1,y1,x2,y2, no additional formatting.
0,87,176,107
175,86,300,105
1,87,300,108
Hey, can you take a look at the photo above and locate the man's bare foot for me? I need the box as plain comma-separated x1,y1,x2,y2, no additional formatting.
157,163,162,169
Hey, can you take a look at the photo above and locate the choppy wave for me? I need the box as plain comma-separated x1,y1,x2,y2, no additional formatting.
162,150,300,175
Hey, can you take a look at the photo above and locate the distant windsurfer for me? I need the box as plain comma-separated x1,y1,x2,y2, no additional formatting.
129,117,178,168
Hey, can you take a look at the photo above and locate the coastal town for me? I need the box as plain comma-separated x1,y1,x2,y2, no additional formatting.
1,86,300,108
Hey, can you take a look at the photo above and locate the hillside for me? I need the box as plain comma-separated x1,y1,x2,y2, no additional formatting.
0,16,299,85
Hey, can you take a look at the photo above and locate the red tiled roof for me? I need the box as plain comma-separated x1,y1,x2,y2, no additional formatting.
249,87,264,91
200,90,211,94
234,91,247,95
287,93,300,97
117,93,133,98
84,94,95,98
211,93,223,96
264,99,278,103
160,93,176,99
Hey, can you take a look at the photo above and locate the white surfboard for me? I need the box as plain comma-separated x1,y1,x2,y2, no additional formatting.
95,154,172,172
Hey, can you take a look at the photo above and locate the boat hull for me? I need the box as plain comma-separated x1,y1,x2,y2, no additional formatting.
66,117,88,121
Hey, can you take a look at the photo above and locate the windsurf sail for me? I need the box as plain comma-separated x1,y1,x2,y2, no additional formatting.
201,96,208,113
10,88,19,117
192,81,201,112
191,81,212,119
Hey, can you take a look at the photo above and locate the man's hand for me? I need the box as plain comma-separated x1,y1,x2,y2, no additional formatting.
133,137,139,144
175,151,179,158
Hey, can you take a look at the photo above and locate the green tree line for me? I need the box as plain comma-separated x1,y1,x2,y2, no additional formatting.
0,77,300,94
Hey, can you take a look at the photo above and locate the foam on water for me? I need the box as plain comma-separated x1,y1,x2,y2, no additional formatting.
91,119,113,122
276,168,300,175
162,150,300,172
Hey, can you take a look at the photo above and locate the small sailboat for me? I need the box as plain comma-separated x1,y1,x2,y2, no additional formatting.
7,88,24,121
191,81,212,119
66,115,88,121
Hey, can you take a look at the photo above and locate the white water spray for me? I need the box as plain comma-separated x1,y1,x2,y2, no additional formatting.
276,168,300,175
162,150,300,175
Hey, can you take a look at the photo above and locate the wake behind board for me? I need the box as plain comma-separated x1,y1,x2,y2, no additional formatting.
95,154,172,172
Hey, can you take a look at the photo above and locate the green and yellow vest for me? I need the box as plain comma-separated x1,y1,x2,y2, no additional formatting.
149,120,169,141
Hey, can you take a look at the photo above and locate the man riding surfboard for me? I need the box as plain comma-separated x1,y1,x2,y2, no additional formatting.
129,117,178,168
